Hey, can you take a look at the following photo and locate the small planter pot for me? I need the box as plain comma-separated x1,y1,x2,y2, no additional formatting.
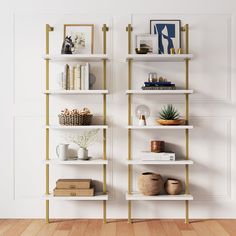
165,178,182,195
77,148,89,160
138,172,163,196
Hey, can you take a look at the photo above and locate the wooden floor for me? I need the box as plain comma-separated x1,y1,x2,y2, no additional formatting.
0,219,235,236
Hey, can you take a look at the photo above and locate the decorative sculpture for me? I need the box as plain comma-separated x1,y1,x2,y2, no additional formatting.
61,36,74,54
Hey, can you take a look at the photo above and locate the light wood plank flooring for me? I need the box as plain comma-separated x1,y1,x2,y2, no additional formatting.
0,219,235,236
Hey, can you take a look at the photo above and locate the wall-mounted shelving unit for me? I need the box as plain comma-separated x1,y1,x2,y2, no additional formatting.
44,23,109,223
125,23,194,223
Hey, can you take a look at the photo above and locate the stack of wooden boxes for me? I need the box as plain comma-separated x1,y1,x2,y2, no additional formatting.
54,179,94,197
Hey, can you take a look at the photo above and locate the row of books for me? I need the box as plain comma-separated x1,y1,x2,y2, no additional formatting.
61,63,90,90
141,81,176,90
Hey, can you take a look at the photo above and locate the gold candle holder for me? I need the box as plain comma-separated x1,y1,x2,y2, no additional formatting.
177,48,183,54
170,48,175,54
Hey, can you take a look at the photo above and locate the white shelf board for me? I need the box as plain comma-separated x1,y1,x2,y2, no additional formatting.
44,193,108,201
45,159,108,165
126,192,193,201
43,54,109,62
126,159,193,165
126,90,193,95
44,90,109,95
46,125,108,130
126,54,193,62
126,125,193,130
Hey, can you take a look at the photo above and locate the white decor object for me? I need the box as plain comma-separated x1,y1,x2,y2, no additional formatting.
67,129,99,160
56,143,70,161
77,147,89,160
135,104,150,126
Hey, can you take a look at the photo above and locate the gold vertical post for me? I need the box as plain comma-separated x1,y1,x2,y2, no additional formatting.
184,24,190,224
102,24,108,224
45,24,53,224
126,24,133,223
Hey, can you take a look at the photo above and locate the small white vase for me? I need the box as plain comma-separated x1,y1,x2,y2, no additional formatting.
77,148,89,160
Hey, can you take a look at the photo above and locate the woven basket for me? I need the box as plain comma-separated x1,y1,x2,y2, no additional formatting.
58,114,93,126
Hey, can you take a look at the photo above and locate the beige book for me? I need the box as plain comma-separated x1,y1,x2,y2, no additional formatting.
56,179,92,189
53,188,94,197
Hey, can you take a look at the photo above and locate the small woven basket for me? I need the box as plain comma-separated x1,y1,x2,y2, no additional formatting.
58,114,93,126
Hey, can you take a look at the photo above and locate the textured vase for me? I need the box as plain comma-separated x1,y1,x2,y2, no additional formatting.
165,178,182,195
138,172,163,196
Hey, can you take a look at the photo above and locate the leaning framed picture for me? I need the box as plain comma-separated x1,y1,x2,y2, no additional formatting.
150,20,181,54
64,24,94,54
136,34,159,54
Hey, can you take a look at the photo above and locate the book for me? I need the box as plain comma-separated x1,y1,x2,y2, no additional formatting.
144,81,172,86
64,64,70,90
74,64,81,90
84,63,90,90
69,66,74,90
61,72,67,90
81,65,85,90
53,188,94,197
56,179,92,189
141,86,176,90
141,151,175,161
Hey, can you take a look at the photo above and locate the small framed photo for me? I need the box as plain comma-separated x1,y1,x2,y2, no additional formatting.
150,20,181,54
136,34,159,54
64,24,94,54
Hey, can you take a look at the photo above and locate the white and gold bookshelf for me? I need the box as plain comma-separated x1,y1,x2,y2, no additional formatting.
125,23,194,223
44,23,109,223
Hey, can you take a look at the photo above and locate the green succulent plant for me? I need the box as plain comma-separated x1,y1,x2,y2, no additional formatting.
159,104,180,120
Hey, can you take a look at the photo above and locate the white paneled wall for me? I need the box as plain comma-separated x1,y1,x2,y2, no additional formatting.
0,0,236,218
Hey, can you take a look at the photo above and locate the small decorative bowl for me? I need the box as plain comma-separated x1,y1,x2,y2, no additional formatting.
156,119,186,126
135,48,149,54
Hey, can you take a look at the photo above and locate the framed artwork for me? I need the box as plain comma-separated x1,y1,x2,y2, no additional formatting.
150,20,181,54
64,24,94,54
136,34,159,54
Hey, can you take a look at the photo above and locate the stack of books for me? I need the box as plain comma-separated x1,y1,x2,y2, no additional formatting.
61,63,90,90
141,80,176,90
53,179,94,197
141,151,176,161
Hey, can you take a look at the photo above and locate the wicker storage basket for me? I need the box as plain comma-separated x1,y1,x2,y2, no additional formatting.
58,114,93,126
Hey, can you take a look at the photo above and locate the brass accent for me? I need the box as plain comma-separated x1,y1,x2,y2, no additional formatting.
177,48,183,54
170,48,175,54
103,200,107,223
102,24,108,224
45,24,53,224
184,24,190,224
185,200,189,224
63,24,94,53
128,200,132,223
126,24,133,223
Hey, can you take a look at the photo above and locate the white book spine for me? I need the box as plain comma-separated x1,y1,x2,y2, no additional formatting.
141,152,175,161
69,66,74,90
74,64,81,90
84,63,89,90
81,65,85,90
61,72,66,90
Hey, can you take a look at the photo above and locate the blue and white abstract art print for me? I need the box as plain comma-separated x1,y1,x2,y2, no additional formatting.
150,20,181,54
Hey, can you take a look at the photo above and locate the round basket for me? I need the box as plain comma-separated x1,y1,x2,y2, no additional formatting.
58,114,93,126
138,172,163,196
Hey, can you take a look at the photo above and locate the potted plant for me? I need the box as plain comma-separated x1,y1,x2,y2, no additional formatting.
67,129,99,160
157,104,186,125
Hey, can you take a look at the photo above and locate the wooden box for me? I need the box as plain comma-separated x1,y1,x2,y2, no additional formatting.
56,179,91,189
53,188,94,197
